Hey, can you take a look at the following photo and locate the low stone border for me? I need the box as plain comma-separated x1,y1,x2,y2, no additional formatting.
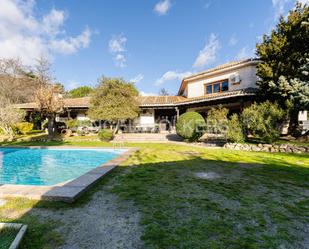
224,143,308,153
0,147,138,202
0,222,28,249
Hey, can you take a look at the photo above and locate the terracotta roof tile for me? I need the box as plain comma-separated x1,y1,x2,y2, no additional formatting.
14,89,256,109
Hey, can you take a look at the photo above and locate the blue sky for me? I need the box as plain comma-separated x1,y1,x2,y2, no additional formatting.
0,0,305,95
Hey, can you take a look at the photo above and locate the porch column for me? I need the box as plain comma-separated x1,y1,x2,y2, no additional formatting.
175,107,179,120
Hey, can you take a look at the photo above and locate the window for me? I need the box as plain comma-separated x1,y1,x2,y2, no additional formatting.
221,80,229,91
213,83,221,93
204,80,229,95
206,85,212,94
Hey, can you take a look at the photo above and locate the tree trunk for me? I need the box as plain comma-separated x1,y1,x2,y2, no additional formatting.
113,120,120,135
288,109,300,137
47,114,56,140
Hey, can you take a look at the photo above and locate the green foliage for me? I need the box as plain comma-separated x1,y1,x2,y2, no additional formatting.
65,119,91,129
88,77,139,123
176,112,206,141
206,106,229,134
68,86,93,98
242,101,285,143
42,119,48,129
256,2,309,134
98,129,114,141
227,114,245,143
14,122,34,135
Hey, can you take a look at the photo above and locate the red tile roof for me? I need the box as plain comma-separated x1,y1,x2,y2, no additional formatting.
14,88,256,109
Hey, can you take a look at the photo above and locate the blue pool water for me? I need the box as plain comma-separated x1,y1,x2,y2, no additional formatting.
0,148,125,186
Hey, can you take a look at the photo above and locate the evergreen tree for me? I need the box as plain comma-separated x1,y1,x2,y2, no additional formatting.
256,2,309,135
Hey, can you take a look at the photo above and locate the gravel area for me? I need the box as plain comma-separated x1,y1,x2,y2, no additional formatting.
31,188,144,249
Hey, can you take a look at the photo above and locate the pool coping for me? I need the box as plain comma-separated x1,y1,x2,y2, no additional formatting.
0,146,138,202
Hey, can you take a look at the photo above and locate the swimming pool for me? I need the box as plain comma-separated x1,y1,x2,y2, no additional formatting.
0,148,125,186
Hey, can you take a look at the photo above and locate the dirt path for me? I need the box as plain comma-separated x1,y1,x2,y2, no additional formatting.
31,188,144,249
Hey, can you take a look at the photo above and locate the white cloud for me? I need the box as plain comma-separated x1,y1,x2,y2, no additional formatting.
0,0,92,66
272,0,292,20
155,70,192,86
108,34,128,68
114,54,126,68
130,74,144,83
298,0,309,4
139,91,158,96
50,28,91,54
193,33,220,68
236,46,255,60
42,9,65,36
154,0,171,15
108,34,127,53
228,34,238,46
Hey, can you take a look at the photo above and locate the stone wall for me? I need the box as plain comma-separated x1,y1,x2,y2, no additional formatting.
224,142,308,154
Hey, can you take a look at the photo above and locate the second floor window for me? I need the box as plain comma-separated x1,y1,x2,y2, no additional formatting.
205,80,229,95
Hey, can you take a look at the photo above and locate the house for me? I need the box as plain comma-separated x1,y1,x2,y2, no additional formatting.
16,58,260,132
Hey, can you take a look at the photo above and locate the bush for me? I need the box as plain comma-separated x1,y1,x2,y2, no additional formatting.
98,129,114,141
65,119,92,129
227,114,244,143
242,101,285,143
14,122,33,135
176,112,206,142
206,106,229,134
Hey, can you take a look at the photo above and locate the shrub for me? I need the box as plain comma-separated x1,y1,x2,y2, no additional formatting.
65,119,92,129
206,106,229,134
227,114,244,143
176,112,206,142
98,129,114,141
65,119,78,129
242,101,285,143
14,122,33,135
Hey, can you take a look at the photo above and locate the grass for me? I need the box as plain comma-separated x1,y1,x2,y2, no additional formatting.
0,228,18,249
0,139,308,248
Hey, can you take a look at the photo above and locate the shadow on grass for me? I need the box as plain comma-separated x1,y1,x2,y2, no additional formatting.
0,145,309,248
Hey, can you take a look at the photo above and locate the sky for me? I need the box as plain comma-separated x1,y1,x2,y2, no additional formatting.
0,0,307,96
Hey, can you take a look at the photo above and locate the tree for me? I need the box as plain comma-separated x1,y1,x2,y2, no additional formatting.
35,85,64,139
159,88,169,96
242,101,285,143
256,2,309,136
0,97,25,138
88,77,139,134
0,58,39,103
34,57,64,139
68,86,93,98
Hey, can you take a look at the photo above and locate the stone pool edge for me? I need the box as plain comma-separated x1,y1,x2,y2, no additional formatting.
0,147,138,203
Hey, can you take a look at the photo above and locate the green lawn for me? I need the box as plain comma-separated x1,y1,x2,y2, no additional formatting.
0,140,308,248
0,228,18,249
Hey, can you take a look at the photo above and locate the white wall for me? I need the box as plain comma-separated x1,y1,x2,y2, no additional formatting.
136,109,155,126
186,65,257,98
76,113,90,121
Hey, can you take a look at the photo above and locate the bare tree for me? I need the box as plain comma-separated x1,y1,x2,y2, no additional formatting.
0,58,38,103
0,96,25,139
158,88,169,96
34,58,64,139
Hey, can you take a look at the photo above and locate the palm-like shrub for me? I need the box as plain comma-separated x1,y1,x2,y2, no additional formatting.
176,112,206,142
